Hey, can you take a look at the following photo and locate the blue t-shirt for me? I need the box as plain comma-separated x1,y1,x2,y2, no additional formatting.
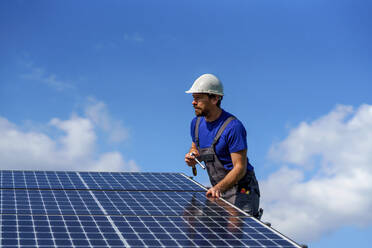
190,109,254,171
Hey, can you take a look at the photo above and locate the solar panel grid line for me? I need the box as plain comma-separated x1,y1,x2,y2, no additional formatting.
25,190,32,220
38,190,48,220
15,214,22,247
76,172,131,247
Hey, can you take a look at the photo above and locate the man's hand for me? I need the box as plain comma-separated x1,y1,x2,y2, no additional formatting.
185,142,200,167
185,150,199,167
206,185,222,198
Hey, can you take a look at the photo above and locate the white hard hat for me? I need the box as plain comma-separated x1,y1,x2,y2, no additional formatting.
185,74,224,96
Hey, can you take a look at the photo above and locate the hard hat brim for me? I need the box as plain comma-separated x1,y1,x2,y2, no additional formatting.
185,90,224,96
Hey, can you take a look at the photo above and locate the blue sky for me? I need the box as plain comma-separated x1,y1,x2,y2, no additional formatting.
1,0,371,247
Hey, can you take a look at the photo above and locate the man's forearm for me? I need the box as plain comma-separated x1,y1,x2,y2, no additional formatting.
214,149,247,193
215,164,246,193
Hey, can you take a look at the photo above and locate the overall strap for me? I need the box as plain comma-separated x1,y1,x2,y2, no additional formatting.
194,117,202,147
211,116,236,147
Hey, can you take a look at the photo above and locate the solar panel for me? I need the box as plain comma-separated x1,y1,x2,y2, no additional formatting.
0,170,302,247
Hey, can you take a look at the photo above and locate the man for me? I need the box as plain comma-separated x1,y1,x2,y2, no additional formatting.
184,73,260,217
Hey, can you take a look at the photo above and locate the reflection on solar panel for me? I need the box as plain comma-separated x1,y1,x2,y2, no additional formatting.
0,170,301,247
92,191,245,217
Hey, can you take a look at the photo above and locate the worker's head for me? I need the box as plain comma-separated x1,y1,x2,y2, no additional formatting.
186,74,223,116
186,74,224,116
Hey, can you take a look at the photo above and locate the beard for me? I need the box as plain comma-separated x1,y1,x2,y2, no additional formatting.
195,108,209,117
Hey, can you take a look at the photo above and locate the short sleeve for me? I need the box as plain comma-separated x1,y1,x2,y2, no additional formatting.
226,120,247,153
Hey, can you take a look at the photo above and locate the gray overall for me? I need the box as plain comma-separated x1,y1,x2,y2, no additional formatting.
195,116,260,216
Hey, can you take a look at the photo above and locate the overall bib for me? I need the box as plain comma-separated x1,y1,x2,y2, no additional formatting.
195,116,260,216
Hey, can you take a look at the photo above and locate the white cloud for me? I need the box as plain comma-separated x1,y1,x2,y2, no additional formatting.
90,152,139,172
84,97,128,143
262,104,372,243
0,103,139,172
20,62,74,91
50,115,96,159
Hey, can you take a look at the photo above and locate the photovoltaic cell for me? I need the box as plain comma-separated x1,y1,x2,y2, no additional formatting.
79,172,204,191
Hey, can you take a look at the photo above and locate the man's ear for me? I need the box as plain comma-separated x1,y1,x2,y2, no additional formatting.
211,96,220,105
